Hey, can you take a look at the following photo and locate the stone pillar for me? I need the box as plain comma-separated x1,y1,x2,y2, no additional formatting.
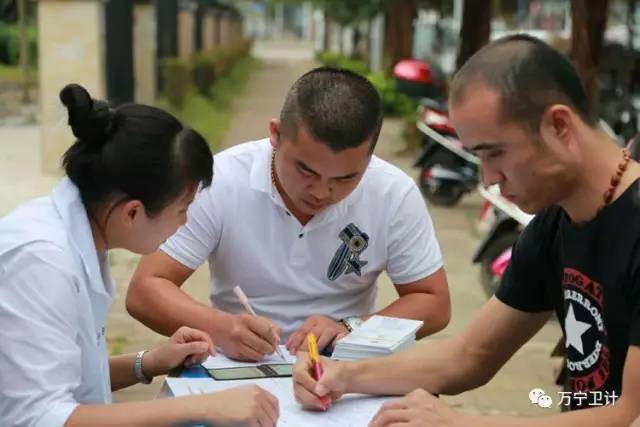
212,10,222,48
202,9,215,51
133,1,156,104
302,1,313,40
219,11,232,47
312,8,324,52
369,14,384,73
38,0,106,175
231,17,240,44
274,3,284,39
177,0,197,58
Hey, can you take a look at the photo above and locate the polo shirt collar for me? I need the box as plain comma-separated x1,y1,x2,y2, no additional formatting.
247,139,367,227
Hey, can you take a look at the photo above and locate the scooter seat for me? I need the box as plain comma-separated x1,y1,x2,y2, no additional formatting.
419,97,448,112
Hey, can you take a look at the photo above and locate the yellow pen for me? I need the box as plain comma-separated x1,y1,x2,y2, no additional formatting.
307,333,330,410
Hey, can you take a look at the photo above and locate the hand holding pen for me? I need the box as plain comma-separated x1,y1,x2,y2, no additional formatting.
233,285,287,361
307,333,332,410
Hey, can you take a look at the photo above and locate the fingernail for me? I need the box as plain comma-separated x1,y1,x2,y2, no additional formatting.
315,384,328,395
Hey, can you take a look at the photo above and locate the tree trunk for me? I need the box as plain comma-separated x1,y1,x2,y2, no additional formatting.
323,10,331,51
363,20,371,63
18,0,29,104
456,0,492,70
383,0,416,73
628,0,636,51
570,0,609,112
352,27,361,59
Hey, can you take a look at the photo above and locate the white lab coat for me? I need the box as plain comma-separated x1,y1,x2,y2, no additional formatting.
0,178,114,427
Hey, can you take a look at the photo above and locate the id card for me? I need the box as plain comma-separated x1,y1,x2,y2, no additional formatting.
206,363,293,381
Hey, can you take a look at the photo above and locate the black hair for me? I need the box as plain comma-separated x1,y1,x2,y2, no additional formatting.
279,67,383,153
60,84,213,217
450,34,598,133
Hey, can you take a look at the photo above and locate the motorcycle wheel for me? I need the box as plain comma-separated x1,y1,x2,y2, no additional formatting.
418,165,465,206
479,231,521,298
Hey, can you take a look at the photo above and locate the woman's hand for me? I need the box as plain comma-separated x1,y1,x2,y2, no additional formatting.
143,326,215,378
192,384,279,427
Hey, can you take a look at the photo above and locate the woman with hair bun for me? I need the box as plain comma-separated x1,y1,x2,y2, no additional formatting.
0,84,278,427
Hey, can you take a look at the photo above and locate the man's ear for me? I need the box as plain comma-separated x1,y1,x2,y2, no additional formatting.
269,119,281,149
539,104,577,153
540,104,575,141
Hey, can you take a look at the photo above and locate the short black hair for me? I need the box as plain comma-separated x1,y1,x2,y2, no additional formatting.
60,83,213,216
450,34,598,133
279,67,383,152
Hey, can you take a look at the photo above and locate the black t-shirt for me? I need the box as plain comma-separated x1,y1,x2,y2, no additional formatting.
496,179,640,410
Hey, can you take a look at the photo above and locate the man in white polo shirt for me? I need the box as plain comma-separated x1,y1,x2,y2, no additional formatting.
127,67,451,361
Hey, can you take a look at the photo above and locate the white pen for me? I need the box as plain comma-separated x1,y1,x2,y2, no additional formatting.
233,285,287,361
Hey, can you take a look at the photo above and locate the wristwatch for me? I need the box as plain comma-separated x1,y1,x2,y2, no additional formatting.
134,350,152,384
340,316,364,333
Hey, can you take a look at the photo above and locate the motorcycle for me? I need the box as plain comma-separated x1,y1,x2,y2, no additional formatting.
393,58,480,206
472,184,533,298
414,103,480,206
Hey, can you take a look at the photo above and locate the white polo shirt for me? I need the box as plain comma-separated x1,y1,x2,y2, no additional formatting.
0,179,114,427
161,139,443,338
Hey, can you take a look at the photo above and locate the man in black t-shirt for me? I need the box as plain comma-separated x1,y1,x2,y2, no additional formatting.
291,34,640,426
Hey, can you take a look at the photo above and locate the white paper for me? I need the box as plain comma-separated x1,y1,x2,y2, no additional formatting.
333,316,423,360
353,315,423,342
165,377,390,426
202,345,296,370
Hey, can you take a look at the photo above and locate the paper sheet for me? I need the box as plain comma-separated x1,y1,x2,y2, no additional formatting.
165,377,391,426
202,345,296,370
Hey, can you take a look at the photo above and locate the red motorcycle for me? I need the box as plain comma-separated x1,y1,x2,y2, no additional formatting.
394,59,480,206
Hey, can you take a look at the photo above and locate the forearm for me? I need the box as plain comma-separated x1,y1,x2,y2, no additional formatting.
126,277,230,339
373,292,450,338
66,397,206,427
461,398,637,427
110,351,167,391
344,336,488,396
109,354,139,391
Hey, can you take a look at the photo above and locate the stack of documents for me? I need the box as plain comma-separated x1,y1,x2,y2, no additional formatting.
332,315,423,361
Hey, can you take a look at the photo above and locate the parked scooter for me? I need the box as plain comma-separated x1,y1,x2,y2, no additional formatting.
393,58,480,206
472,184,533,298
414,105,480,206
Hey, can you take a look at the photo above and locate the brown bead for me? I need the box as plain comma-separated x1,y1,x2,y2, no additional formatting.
598,148,633,211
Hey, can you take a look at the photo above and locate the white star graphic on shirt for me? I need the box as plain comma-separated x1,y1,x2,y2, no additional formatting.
564,303,592,355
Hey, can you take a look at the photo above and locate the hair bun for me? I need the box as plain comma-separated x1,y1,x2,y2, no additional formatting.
59,83,113,147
